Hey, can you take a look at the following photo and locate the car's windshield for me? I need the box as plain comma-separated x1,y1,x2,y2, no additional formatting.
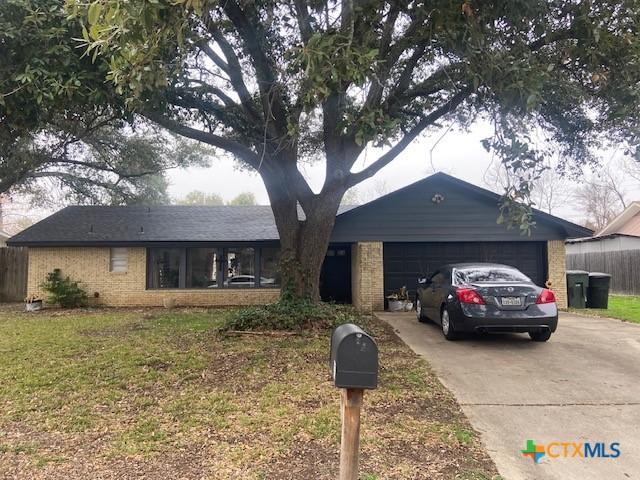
453,267,531,284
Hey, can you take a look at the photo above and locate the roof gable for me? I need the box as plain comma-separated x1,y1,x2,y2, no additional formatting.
596,201,640,237
331,172,591,242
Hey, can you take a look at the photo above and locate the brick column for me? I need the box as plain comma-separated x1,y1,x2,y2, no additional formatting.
547,240,567,309
351,242,384,312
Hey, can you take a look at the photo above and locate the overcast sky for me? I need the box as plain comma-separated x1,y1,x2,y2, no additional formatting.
167,119,586,222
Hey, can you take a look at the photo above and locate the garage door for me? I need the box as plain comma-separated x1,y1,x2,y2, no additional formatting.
384,242,547,297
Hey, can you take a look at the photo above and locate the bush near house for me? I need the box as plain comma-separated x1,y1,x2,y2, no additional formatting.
40,269,88,308
219,299,360,332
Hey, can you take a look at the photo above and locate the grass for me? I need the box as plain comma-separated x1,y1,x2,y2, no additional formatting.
0,305,498,479
570,295,640,324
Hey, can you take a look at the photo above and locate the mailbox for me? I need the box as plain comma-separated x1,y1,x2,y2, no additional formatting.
330,323,378,390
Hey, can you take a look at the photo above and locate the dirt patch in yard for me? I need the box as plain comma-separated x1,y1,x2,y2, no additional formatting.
0,306,498,479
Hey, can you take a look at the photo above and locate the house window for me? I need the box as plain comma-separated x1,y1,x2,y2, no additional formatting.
186,248,219,288
110,247,128,272
147,248,181,288
146,246,280,289
225,247,255,288
260,247,280,287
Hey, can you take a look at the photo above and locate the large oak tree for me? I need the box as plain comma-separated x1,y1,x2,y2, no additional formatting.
3,0,640,300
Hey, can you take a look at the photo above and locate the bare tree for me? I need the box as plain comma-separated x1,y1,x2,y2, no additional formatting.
622,157,640,189
573,170,628,231
341,179,390,207
483,161,571,215
0,195,40,234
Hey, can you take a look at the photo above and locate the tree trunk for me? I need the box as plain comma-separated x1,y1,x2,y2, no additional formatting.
261,165,344,302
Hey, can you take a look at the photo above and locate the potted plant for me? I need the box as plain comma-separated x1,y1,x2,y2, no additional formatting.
387,286,410,312
24,295,43,312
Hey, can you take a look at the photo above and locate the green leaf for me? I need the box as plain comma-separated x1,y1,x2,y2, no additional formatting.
88,2,102,26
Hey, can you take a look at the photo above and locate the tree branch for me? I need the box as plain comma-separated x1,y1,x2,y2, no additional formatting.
220,1,290,137
201,24,263,124
198,43,230,74
47,157,164,179
143,110,261,168
364,2,402,108
348,88,472,186
29,171,125,191
293,0,313,45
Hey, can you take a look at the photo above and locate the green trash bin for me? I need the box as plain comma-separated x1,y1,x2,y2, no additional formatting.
566,270,589,309
587,272,612,309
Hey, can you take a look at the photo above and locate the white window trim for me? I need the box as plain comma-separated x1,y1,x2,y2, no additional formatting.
110,247,128,273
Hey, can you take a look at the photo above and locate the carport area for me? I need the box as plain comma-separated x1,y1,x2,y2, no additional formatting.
378,311,640,480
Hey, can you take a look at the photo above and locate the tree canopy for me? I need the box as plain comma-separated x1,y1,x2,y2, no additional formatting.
175,190,257,205
228,192,257,206
3,0,640,299
176,190,225,205
0,1,207,206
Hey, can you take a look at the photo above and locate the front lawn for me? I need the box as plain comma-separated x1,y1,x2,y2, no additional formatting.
571,295,640,324
0,305,497,479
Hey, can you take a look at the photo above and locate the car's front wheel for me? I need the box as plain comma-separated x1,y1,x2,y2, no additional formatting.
441,307,459,341
529,330,552,342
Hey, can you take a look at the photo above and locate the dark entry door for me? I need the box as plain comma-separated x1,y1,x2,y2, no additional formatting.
320,245,351,303
384,241,547,299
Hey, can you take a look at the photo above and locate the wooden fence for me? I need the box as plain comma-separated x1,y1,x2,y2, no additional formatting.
0,247,28,302
567,250,640,296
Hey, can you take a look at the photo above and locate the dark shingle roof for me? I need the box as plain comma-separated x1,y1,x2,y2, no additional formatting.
9,206,281,245
7,172,592,246
8,205,356,246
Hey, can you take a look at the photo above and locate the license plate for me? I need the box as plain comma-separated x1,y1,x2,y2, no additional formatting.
501,296,522,306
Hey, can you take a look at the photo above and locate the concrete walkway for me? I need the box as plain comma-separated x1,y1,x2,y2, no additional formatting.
377,311,640,480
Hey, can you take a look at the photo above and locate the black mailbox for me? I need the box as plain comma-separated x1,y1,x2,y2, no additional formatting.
330,323,378,390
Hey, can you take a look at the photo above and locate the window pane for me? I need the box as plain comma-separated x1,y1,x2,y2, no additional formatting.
454,267,531,285
186,248,219,288
148,248,181,288
225,248,255,288
110,247,128,272
260,247,280,287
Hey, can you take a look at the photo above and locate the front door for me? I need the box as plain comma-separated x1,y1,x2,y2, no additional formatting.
320,245,352,303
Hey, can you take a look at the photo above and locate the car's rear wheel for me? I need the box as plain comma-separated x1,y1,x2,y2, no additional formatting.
529,330,552,342
441,307,459,341
416,298,426,322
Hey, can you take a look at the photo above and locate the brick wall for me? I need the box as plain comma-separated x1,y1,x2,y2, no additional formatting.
351,242,384,312
27,247,280,307
547,240,567,309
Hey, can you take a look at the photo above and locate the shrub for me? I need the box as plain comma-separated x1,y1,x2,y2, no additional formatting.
40,269,88,308
219,299,362,332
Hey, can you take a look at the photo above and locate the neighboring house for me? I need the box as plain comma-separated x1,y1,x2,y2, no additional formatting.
0,230,9,248
566,202,640,295
8,173,590,311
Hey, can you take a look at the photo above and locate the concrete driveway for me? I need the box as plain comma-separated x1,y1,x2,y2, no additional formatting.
377,311,640,480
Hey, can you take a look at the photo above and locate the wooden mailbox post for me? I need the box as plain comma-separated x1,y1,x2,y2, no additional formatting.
330,324,379,480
